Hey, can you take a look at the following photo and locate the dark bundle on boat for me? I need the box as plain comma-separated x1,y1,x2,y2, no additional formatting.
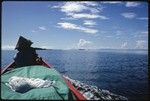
14,36,39,67
15,36,33,50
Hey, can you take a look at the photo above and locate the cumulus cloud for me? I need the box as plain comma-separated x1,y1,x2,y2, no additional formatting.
77,39,93,49
121,12,136,19
60,2,100,14
52,2,109,34
31,26,47,33
137,17,148,20
40,46,51,49
38,26,47,31
141,31,148,34
61,2,87,13
126,2,140,7
57,22,98,34
2,45,15,50
60,17,77,20
52,2,108,20
66,13,108,19
134,31,148,38
101,1,122,4
121,42,128,49
82,28,98,34
83,20,96,26
135,40,147,49
57,22,78,29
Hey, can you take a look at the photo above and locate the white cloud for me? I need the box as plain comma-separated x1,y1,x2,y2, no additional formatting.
134,31,148,38
98,15,109,20
69,13,108,19
60,17,77,20
77,39,93,49
67,13,108,19
57,22,78,29
57,22,98,34
2,45,15,50
80,1,98,6
137,17,148,20
51,5,60,8
121,42,128,49
81,27,98,34
67,13,99,19
135,40,147,49
61,2,87,13
141,31,148,34
121,12,136,19
52,2,108,35
126,2,140,7
60,2,100,14
53,2,108,20
101,1,122,4
83,20,96,26
31,26,47,33
40,46,51,49
39,26,47,31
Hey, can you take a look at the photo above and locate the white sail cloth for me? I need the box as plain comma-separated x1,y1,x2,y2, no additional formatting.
6,76,55,93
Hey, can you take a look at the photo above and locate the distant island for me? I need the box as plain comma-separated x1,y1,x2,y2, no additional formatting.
78,49,85,50
34,47,49,50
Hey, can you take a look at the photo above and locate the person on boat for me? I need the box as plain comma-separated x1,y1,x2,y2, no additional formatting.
14,36,40,67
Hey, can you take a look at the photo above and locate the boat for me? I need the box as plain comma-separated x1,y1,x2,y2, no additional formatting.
1,59,86,100
1,36,128,100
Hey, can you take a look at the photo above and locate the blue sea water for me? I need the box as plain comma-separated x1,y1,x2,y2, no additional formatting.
1,49,148,100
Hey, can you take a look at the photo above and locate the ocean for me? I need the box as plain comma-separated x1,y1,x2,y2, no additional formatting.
1,49,148,100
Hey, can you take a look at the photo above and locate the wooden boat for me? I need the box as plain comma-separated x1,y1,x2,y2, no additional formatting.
1,59,86,100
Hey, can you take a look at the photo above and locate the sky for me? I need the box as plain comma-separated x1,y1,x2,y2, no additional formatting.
2,1,148,50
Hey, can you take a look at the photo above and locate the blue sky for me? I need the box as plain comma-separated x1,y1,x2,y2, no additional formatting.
2,1,148,50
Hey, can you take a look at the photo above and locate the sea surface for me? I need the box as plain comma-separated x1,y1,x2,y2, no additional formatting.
1,49,149,100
